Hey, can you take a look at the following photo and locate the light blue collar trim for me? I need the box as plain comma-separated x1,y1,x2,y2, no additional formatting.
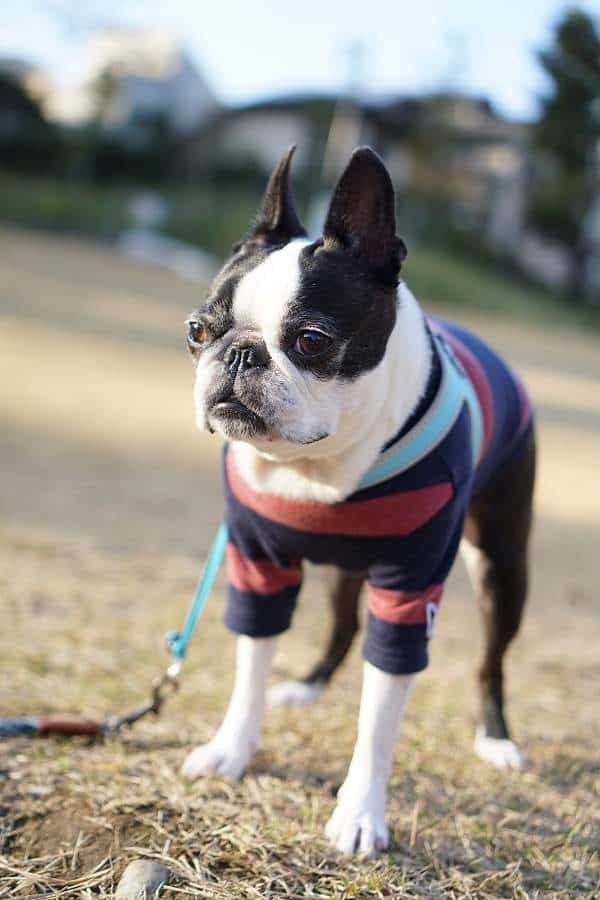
358,333,482,491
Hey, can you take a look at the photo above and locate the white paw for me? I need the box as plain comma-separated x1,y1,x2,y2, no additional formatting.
474,726,526,770
181,732,256,781
325,785,388,857
267,679,326,707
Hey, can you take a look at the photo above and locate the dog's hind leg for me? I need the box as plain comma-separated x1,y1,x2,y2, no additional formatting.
267,567,364,707
462,432,536,769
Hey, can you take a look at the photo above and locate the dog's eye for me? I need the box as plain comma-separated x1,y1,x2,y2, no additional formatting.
294,329,333,357
187,320,208,346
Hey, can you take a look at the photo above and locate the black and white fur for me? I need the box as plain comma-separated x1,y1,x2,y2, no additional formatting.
181,147,534,857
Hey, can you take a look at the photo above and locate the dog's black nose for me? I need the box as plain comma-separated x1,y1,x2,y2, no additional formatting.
224,342,267,376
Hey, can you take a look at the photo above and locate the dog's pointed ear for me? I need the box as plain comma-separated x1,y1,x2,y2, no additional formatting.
322,147,407,282
250,145,307,245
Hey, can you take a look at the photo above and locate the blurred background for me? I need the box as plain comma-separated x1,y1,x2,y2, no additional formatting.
1,4,599,894
1,0,599,553
1,0,600,299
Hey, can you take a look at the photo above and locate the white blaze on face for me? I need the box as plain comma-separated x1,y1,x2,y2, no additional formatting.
193,240,308,434
193,237,339,446
227,238,344,448
233,239,309,345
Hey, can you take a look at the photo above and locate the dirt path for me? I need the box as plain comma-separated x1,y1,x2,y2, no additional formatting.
1,227,598,898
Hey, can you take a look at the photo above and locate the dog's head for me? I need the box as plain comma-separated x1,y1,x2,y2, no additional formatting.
187,146,407,457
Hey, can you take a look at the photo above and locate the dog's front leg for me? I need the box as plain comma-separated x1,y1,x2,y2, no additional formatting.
326,662,415,856
182,635,277,780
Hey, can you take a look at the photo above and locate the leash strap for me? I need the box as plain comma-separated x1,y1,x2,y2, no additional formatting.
1,525,229,740
166,522,228,665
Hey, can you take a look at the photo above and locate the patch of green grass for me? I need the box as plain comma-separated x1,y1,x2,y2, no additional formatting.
0,171,261,258
0,172,133,237
162,183,261,258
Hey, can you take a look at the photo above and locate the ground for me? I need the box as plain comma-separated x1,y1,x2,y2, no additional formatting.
0,226,598,899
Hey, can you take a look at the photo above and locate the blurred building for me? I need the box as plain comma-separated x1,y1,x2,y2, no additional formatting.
186,91,600,294
183,94,337,178
185,91,528,230
45,29,218,135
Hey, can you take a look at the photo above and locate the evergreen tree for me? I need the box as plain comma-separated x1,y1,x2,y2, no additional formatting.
529,9,600,300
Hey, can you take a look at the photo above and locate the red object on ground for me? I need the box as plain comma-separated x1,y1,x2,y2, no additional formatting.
37,717,104,736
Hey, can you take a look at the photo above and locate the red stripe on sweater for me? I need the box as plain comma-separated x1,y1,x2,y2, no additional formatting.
367,583,443,625
227,543,302,595
226,451,453,537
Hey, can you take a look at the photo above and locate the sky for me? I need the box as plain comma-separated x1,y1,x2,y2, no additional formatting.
2,0,599,121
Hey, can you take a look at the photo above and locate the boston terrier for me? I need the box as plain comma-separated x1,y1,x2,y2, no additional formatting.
181,146,536,857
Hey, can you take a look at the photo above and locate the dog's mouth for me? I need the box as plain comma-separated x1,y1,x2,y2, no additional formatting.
297,431,329,445
208,398,269,438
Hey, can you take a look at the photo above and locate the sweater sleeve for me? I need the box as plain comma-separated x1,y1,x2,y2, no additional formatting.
224,530,303,637
363,478,469,674
222,447,303,638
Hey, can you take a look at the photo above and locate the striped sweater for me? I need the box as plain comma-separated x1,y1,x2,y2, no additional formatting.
222,317,533,674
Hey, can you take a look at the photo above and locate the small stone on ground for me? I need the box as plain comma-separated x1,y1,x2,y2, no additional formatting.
115,859,171,899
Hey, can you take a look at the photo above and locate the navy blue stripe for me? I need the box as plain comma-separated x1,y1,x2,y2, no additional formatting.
224,584,299,637
227,509,452,573
471,418,534,497
363,614,429,674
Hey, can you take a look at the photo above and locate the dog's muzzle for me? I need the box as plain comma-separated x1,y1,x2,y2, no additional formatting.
205,351,269,437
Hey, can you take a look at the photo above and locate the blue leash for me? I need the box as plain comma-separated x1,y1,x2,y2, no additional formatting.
0,524,228,738
165,523,228,668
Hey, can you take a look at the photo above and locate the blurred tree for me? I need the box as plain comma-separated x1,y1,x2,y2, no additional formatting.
90,65,120,124
529,8,600,301
91,111,178,184
0,72,63,173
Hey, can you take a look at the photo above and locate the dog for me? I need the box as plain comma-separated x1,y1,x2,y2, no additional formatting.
181,146,536,857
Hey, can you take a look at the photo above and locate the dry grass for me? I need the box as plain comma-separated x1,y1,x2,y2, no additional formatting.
1,228,599,898
1,527,598,899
